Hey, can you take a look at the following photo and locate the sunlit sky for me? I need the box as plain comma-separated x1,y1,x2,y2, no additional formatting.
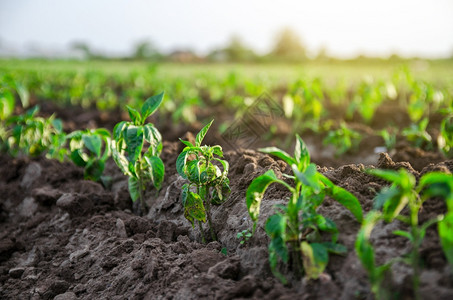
1,0,452,58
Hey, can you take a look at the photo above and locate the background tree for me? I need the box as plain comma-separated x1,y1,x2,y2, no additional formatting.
70,41,94,59
223,35,257,62
271,27,307,62
132,40,161,60
208,35,257,62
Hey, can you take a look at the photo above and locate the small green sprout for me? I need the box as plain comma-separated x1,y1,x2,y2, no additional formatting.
111,92,165,215
356,168,453,299
438,115,453,157
402,118,432,150
5,106,65,159
237,229,253,245
323,122,362,156
246,135,363,283
176,120,230,243
379,128,397,151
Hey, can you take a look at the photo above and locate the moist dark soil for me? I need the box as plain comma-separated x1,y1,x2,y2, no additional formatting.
1,140,452,299
1,102,452,299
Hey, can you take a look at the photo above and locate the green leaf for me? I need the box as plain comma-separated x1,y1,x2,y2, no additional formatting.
125,126,144,163
301,242,328,279
318,173,334,188
246,170,285,222
113,121,127,139
355,211,382,275
330,186,363,222
293,163,321,193
85,159,105,181
322,242,347,255
259,147,295,166
26,105,39,117
181,184,189,206
294,134,310,171
52,118,63,132
0,90,15,120
392,230,413,242
439,212,453,268
195,119,214,147
183,191,206,226
66,130,82,140
146,155,165,190
265,213,288,239
213,158,229,178
82,134,102,157
419,172,453,210
268,235,289,264
176,150,190,179
373,186,400,210
14,81,29,108
211,180,231,205
126,105,141,124
419,216,442,241
141,92,164,120
94,128,111,138
128,176,140,202
266,214,289,277
70,149,87,167
211,145,223,157
143,124,162,155
179,138,194,148
268,243,288,284
382,193,409,223
187,159,202,184
367,168,401,183
111,140,131,176
313,215,339,241
318,173,363,222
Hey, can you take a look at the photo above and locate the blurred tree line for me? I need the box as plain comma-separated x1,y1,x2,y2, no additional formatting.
69,28,453,63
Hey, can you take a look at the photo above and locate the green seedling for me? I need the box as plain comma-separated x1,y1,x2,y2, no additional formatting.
285,78,324,133
402,118,432,150
438,116,453,158
355,211,395,300
237,229,253,245
0,87,15,121
0,85,15,152
407,94,427,123
379,128,397,151
0,74,29,114
176,120,230,243
323,122,362,156
246,135,363,282
67,128,111,182
357,168,453,299
111,92,165,215
6,106,65,158
347,81,384,124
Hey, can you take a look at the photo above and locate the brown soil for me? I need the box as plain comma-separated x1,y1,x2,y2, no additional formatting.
1,100,452,299
1,139,452,299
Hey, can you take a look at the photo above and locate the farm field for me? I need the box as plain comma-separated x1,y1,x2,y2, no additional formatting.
0,59,452,299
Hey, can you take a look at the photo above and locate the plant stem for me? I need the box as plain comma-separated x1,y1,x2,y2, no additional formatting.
198,221,206,244
411,231,421,300
138,177,146,216
204,190,217,241
289,189,303,279
410,196,421,300
292,242,303,279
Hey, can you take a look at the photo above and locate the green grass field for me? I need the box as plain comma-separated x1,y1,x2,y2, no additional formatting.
1,59,452,85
